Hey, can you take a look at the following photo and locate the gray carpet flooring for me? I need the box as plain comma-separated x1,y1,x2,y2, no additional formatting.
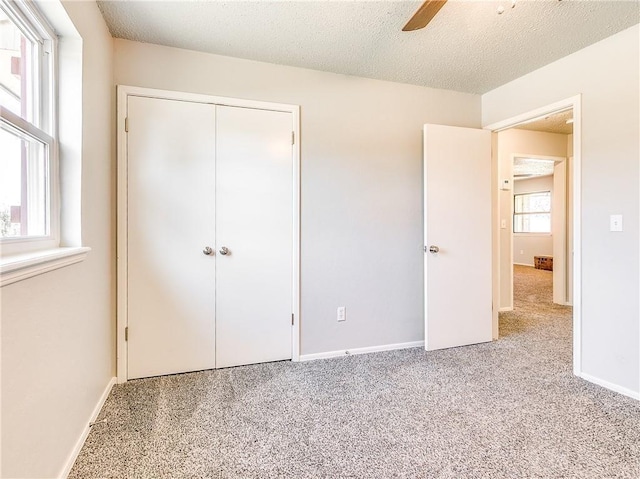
70,266,640,478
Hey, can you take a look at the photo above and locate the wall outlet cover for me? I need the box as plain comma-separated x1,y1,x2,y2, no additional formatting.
610,214,623,232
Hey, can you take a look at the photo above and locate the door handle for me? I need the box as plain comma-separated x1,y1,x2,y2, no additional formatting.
219,246,230,256
429,245,440,254
203,246,214,256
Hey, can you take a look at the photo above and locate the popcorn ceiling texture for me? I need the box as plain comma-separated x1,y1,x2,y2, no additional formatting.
69,266,640,478
514,109,574,135
96,0,639,94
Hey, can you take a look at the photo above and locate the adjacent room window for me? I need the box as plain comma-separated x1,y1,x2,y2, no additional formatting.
0,0,56,252
513,191,551,233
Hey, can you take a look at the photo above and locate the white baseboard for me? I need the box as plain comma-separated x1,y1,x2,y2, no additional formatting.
513,262,534,267
299,340,424,362
59,377,116,478
499,307,513,312
578,372,640,401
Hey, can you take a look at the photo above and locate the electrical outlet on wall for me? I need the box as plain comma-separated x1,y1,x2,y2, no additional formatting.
337,306,346,322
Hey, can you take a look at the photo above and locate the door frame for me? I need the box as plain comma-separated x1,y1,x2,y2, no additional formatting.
485,94,582,376
116,85,301,384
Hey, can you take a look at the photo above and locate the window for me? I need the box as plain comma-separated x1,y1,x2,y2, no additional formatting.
514,191,551,233
0,1,89,286
1,0,56,252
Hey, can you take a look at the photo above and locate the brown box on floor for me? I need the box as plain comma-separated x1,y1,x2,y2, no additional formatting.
534,255,553,271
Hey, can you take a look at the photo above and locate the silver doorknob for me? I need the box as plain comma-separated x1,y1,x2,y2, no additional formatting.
203,246,213,256
219,246,229,256
429,245,440,254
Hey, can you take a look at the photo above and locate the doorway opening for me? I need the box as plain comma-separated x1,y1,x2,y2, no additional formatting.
486,96,581,375
511,152,571,306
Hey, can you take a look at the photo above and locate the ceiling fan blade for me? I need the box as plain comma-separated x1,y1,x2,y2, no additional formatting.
402,0,448,31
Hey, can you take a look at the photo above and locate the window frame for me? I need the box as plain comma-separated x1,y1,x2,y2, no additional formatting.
0,0,59,256
513,190,552,234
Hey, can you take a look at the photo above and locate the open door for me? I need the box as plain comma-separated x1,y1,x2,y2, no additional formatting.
424,124,493,350
552,160,567,305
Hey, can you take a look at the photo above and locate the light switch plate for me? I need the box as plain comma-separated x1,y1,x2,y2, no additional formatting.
610,214,623,232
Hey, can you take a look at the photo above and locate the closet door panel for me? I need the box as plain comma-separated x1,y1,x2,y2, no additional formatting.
127,96,217,379
215,106,293,368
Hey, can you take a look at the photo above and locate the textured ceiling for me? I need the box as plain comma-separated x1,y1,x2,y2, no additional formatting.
515,109,574,135
513,109,572,178
513,157,556,178
96,0,640,94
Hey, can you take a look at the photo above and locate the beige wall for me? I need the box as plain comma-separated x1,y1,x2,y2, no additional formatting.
513,175,554,266
484,25,640,394
497,129,567,309
0,2,114,477
113,39,481,356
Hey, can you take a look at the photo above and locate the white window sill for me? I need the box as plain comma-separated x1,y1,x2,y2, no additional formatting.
1,247,91,287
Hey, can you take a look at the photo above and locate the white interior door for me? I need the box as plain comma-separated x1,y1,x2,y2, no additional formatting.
215,106,293,368
424,124,493,350
127,96,217,379
567,156,574,305
552,160,567,305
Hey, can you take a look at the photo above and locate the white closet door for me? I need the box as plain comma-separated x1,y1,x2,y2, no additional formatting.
127,96,216,379
215,106,293,368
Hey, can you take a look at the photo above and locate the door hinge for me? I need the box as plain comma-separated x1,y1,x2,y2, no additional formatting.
291,131,295,145
125,117,129,132
125,326,129,341
291,313,294,326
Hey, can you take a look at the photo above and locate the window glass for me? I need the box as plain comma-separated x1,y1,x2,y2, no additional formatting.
0,8,35,122
514,191,551,233
0,125,48,238
514,192,551,214
1,1,54,248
